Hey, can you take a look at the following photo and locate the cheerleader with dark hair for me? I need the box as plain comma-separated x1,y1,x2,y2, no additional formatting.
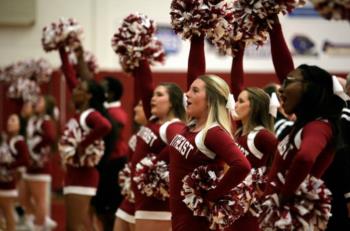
261,64,345,230
58,46,112,231
0,114,29,231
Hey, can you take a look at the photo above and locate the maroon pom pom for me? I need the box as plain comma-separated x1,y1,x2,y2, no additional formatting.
118,163,135,203
311,0,350,20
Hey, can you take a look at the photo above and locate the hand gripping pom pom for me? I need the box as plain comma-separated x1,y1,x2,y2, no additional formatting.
259,175,332,231
59,118,105,167
68,50,99,74
111,13,165,73
133,153,169,200
310,0,350,20
42,18,83,52
181,164,251,229
118,163,135,203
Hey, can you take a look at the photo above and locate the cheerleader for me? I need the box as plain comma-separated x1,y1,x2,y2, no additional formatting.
0,114,29,231
262,64,345,230
114,100,148,231
58,47,112,231
131,59,185,231
92,76,129,231
167,74,251,231
228,87,277,231
23,95,57,230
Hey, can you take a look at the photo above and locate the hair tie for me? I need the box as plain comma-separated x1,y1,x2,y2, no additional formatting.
226,93,238,118
183,93,188,108
332,75,350,101
269,92,280,118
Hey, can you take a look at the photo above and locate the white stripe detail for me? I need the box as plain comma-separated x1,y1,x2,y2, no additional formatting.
104,101,121,108
275,120,294,137
343,107,350,114
294,129,303,149
135,211,171,220
159,118,181,144
23,174,51,182
0,189,18,197
116,209,135,223
9,135,24,154
246,127,264,159
63,186,96,196
80,109,94,132
195,124,219,160
341,114,350,122
344,192,350,199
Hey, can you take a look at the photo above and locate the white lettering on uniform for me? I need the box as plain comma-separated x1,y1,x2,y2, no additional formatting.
137,127,158,146
170,135,194,159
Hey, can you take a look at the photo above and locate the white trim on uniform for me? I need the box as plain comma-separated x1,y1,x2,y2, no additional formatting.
134,211,171,220
80,109,94,131
195,124,219,160
344,192,350,199
159,118,181,144
116,208,135,223
63,186,97,196
104,101,121,109
23,173,51,182
0,189,18,197
9,135,24,154
246,126,264,159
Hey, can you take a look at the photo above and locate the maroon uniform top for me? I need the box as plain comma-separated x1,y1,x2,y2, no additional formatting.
235,127,277,168
0,135,29,189
168,125,251,231
26,115,56,174
266,120,335,197
64,108,111,192
104,101,129,159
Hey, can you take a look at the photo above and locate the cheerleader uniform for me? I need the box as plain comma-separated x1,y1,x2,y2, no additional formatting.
62,108,111,196
227,127,277,231
25,114,56,182
266,119,335,199
168,124,251,231
116,134,138,224
92,100,128,216
0,135,29,197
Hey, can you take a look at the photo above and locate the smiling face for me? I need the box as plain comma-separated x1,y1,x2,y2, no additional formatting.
233,90,251,123
150,85,171,119
279,69,305,115
185,78,208,119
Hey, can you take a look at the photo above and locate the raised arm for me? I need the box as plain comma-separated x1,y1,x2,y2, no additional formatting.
230,44,245,99
187,35,206,89
269,16,294,83
74,46,94,81
132,59,154,120
58,46,79,91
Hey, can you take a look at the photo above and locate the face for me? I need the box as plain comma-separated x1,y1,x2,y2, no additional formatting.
150,85,171,119
134,101,147,125
279,69,305,115
72,81,91,108
21,101,33,118
35,96,45,114
185,79,208,119
233,90,251,122
7,114,20,134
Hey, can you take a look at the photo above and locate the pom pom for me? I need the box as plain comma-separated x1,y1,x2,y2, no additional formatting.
68,50,99,74
133,153,169,200
310,0,350,20
42,18,83,52
111,13,165,72
59,118,105,167
259,175,332,231
1,58,52,102
118,163,135,203
181,164,248,229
